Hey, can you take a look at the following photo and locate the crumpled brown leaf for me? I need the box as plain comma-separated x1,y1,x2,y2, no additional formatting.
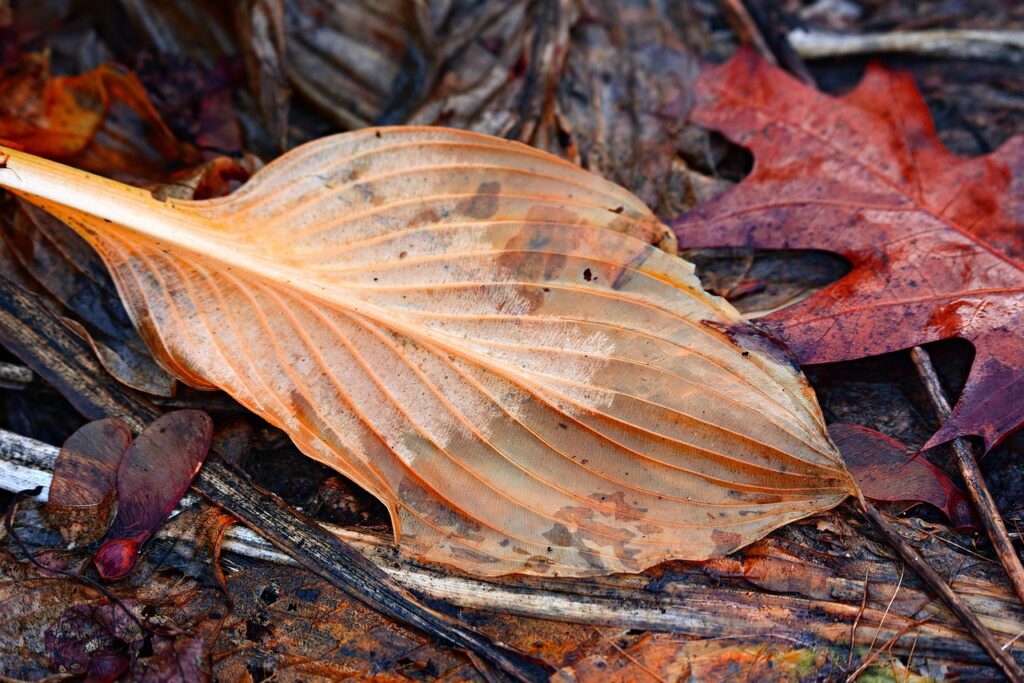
0,53,198,182
3,201,177,396
283,0,712,225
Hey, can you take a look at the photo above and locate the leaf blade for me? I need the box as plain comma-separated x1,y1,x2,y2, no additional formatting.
671,49,1024,452
1,127,855,576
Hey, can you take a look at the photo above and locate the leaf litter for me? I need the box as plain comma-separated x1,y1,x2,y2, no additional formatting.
0,128,859,576
0,0,1019,679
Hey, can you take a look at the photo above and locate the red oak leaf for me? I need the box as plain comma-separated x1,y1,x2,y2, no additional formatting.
672,48,1024,452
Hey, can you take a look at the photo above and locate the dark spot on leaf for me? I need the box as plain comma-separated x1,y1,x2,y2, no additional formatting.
543,523,573,547
456,181,501,219
711,529,743,555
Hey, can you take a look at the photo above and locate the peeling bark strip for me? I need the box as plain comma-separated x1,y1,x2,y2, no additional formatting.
0,275,547,682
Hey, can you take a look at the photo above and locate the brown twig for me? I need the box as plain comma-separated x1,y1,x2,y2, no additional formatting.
845,614,932,683
909,346,1024,608
719,0,776,65
863,503,1024,682
718,0,815,85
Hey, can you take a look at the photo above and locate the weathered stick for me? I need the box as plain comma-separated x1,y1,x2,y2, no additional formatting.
789,28,1024,63
719,0,777,65
0,276,547,683
0,361,31,389
910,345,1024,608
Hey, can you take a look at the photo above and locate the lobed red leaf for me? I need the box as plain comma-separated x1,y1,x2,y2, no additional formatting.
672,48,1024,452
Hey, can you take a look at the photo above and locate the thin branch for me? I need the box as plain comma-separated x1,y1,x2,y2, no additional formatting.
845,615,931,683
719,0,777,65
4,430,1022,670
909,346,1024,608
718,0,816,85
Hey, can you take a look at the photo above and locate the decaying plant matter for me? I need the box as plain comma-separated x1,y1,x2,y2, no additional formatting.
673,48,1024,453
0,128,857,577
5,129,1024,679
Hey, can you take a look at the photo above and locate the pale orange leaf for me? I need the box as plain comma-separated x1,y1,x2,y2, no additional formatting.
0,127,856,576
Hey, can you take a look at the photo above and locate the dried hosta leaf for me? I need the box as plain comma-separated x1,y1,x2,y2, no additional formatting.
94,411,213,580
1,127,856,576
45,417,131,546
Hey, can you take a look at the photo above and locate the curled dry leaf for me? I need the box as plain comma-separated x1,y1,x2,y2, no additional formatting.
5,201,177,396
829,423,976,530
94,411,213,580
45,417,132,546
0,53,197,182
0,127,857,577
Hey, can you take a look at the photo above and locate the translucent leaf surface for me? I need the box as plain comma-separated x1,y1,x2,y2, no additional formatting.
0,127,856,576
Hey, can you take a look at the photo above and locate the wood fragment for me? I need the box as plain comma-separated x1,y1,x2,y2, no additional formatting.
0,361,31,389
910,345,1024,609
4,432,1023,673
